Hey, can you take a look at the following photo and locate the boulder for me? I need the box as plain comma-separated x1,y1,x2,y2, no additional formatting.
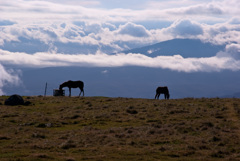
4,95,25,106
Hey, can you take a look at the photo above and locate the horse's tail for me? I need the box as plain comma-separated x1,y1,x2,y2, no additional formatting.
81,81,84,97
82,81,84,88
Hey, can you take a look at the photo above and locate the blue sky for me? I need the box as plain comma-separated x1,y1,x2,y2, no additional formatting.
0,0,240,94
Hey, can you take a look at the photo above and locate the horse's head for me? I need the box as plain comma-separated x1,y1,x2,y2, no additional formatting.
59,84,63,90
59,83,64,90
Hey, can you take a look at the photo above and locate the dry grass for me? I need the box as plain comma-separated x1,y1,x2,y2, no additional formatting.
0,96,240,161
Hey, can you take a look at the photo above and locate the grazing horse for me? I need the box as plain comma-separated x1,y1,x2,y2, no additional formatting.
59,80,84,97
155,86,170,99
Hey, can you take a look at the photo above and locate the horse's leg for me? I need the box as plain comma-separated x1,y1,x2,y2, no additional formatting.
156,93,160,99
164,94,166,99
79,87,84,97
155,93,158,99
79,91,81,97
69,88,71,97
79,88,82,97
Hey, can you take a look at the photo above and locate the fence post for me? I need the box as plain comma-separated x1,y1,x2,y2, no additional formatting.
44,82,47,96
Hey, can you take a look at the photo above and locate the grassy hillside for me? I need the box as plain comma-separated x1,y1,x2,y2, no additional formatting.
0,96,240,161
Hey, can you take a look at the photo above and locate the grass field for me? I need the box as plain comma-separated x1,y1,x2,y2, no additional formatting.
0,96,240,161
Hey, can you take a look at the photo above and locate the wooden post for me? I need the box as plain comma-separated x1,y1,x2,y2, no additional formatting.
44,82,47,96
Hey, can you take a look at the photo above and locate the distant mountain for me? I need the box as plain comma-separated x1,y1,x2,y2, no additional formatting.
2,38,225,57
122,39,225,58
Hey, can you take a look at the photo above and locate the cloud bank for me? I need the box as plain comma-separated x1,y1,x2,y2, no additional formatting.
0,64,20,95
1,18,240,55
1,43,240,72
1,0,240,54
1,0,238,22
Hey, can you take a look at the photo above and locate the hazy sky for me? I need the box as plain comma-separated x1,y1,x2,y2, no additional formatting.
1,0,240,94
1,0,238,23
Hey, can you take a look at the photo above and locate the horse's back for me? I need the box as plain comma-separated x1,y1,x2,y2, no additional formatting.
71,80,84,88
156,86,169,94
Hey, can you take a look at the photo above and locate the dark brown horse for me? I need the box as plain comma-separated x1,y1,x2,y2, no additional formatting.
59,80,84,97
155,86,170,99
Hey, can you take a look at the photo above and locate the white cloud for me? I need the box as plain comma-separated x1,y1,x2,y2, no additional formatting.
146,0,208,9
0,48,240,72
202,20,240,45
170,3,224,15
164,19,203,37
217,43,240,60
40,0,101,7
117,22,150,37
0,20,16,26
221,0,240,16
1,17,240,55
228,17,240,25
0,0,237,24
1,18,240,54
101,70,108,74
0,64,21,95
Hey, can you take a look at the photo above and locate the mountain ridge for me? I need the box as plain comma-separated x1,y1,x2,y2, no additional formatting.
122,39,225,58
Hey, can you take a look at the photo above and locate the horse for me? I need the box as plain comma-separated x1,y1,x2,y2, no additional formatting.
155,86,170,99
59,80,84,97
